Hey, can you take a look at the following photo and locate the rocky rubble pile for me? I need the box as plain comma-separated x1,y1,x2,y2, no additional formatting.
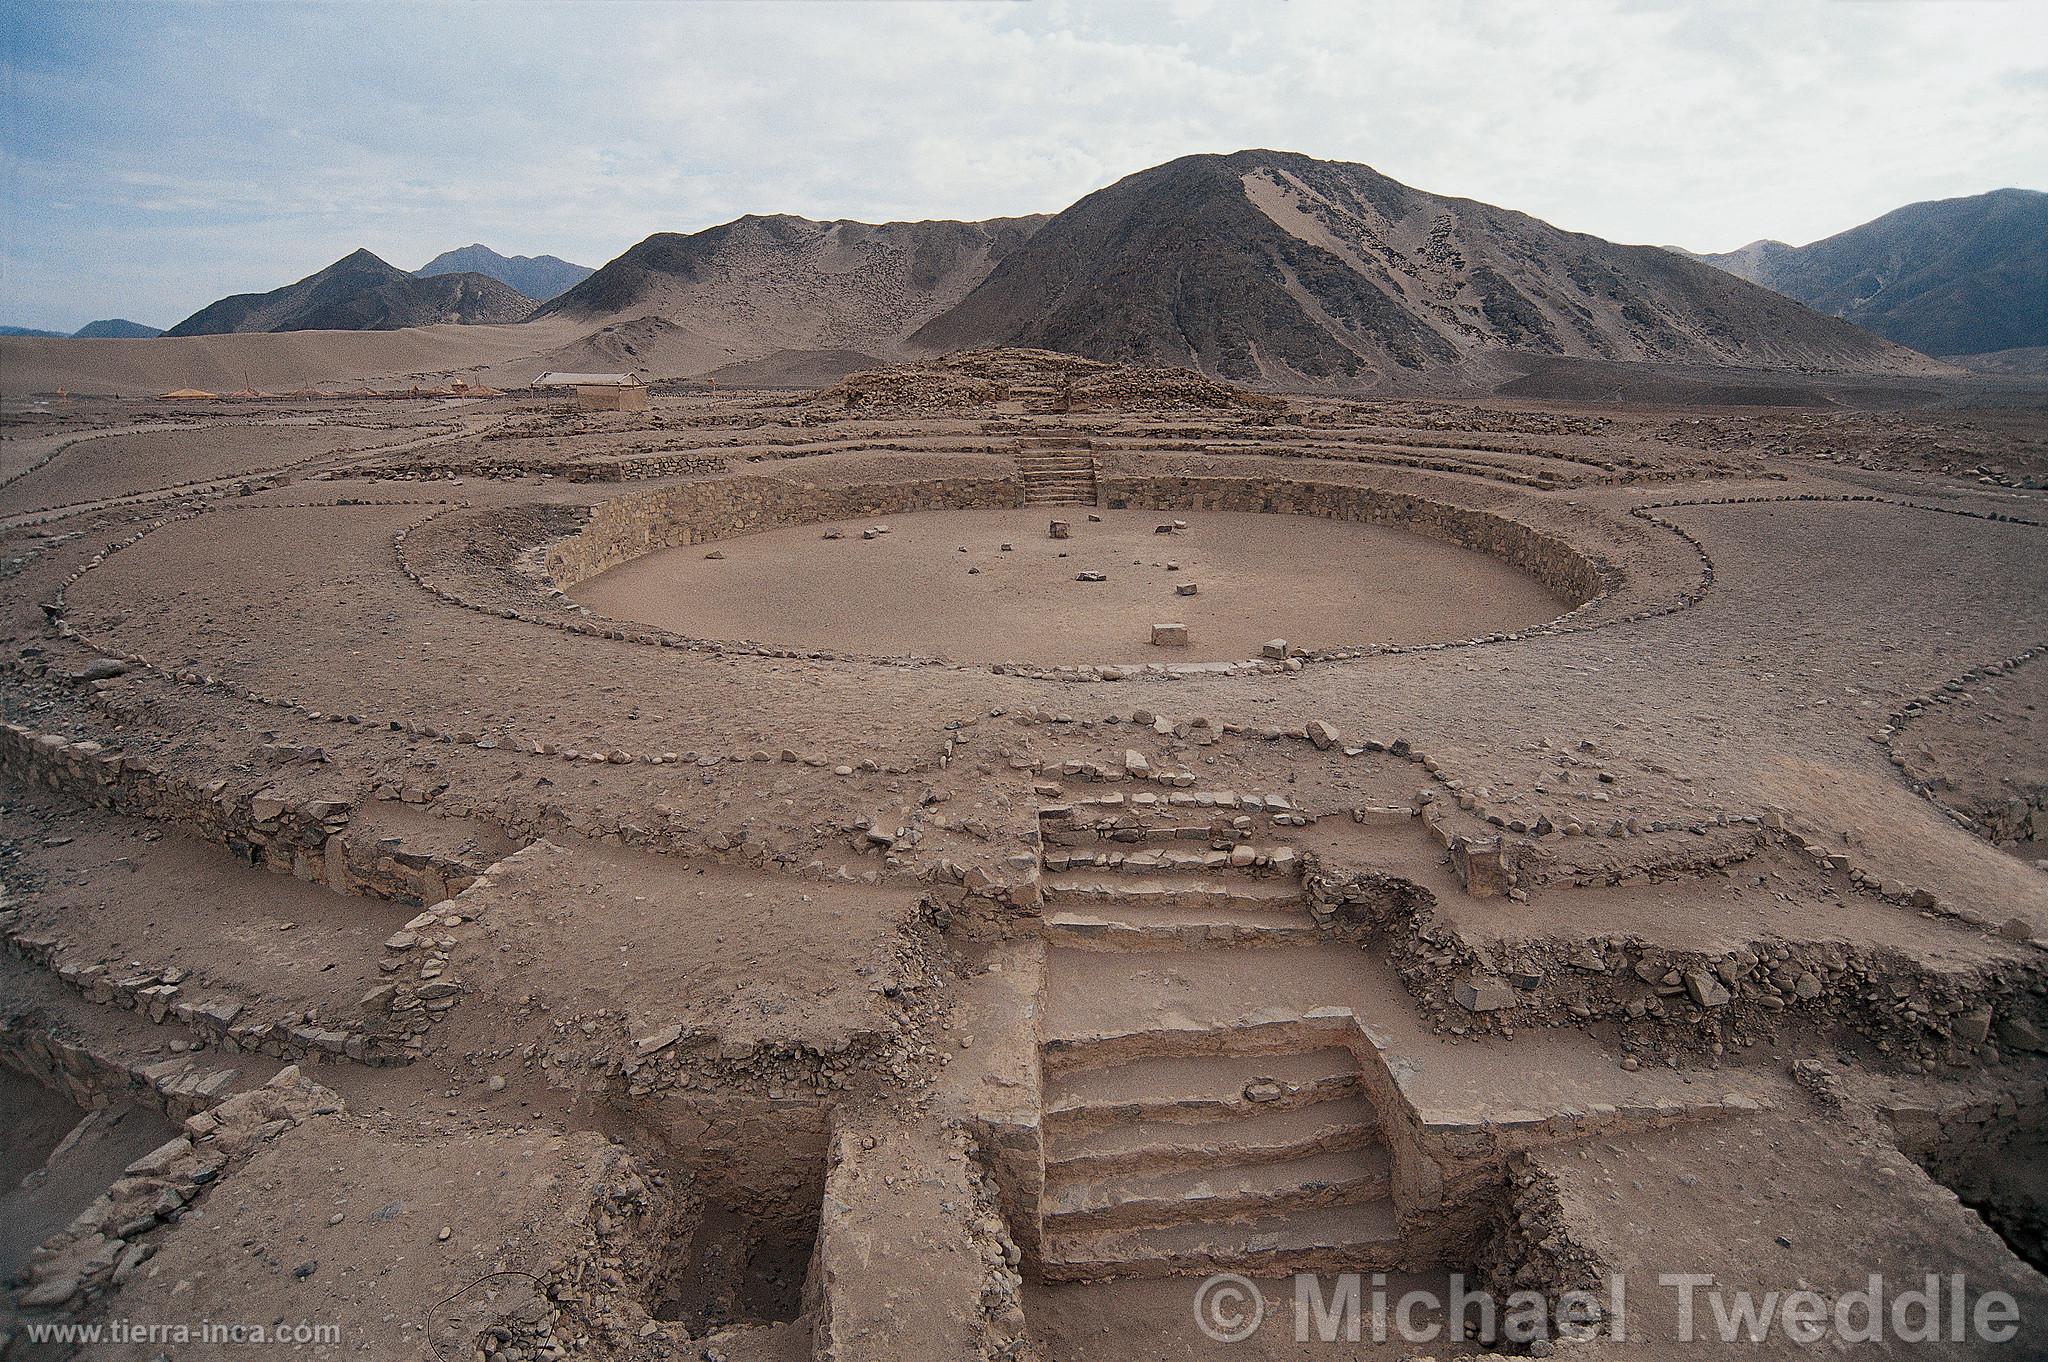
495,1149,700,1362
1473,1160,1608,1352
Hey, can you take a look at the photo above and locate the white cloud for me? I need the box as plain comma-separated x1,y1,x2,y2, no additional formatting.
2,0,2043,329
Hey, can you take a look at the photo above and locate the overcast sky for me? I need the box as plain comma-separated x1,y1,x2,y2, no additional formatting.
3,0,2044,331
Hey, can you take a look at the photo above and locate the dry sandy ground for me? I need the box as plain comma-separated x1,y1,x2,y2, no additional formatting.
570,508,1567,664
0,320,583,398
1031,1269,1512,1359
1547,1113,2048,1359
0,421,404,519
2,373,2044,1360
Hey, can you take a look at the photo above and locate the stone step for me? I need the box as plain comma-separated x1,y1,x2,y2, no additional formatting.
1043,794,1304,822
1042,820,1259,849
1046,1096,1378,1179
1038,1199,1402,1282
1044,1145,1393,1233
1040,871,1305,913
1041,846,1300,877
1048,792,1302,813
1044,905,1320,950
1045,1048,1363,1135
1040,941,1366,1074
1042,1012,1361,1078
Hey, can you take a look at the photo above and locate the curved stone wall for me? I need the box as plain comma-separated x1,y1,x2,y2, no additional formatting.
544,475,1021,589
1097,473,1610,608
542,473,1611,620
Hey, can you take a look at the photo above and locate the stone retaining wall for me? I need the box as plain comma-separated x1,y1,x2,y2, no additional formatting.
9,1064,342,1319
0,723,493,1067
539,473,1607,636
0,1023,251,1126
1305,851,2048,1068
1096,473,1609,609
544,475,1024,588
0,722,479,909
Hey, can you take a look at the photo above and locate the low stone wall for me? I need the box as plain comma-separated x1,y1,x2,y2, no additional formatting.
0,1022,251,1126
544,475,1024,589
0,723,498,1067
1096,473,1609,611
537,473,1611,670
10,1065,343,1318
1305,850,2048,1068
0,722,480,909
342,451,733,483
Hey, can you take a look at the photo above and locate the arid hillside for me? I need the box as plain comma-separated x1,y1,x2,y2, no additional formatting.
914,150,1946,387
534,213,1048,363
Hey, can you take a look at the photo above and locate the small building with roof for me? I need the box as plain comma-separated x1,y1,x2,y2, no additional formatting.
533,371,649,412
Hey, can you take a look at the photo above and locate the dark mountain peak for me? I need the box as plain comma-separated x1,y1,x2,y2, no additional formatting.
913,149,1936,385
167,248,526,336
315,248,405,285
72,318,163,339
1693,188,2048,354
415,245,594,302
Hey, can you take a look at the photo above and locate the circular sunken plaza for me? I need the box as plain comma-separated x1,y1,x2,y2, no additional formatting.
2,352,2045,1358
567,506,1573,666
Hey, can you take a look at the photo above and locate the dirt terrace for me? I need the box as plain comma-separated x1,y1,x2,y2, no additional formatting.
1,359,2044,1360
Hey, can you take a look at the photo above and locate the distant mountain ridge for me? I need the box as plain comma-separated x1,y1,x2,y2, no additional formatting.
415,244,594,302
73,153,1981,387
164,249,533,336
1686,189,2048,356
909,150,1935,385
73,319,163,339
2,319,169,339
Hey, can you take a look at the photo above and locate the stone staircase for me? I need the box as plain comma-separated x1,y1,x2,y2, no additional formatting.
1014,440,1098,507
1034,796,1402,1281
